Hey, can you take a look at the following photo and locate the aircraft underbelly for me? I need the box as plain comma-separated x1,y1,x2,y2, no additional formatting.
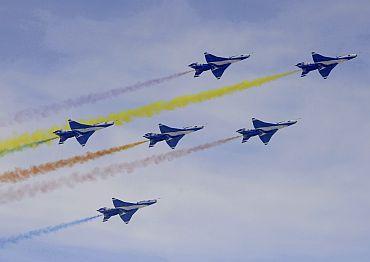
260,126,278,132
319,59,345,66
260,124,288,132
166,130,191,137
121,204,146,211
73,126,102,133
211,60,236,66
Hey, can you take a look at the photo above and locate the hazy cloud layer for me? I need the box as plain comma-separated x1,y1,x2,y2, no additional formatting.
0,1,369,261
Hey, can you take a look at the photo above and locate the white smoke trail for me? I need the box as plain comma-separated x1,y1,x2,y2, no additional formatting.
0,70,192,126
0,215,101,248
0,136,240,204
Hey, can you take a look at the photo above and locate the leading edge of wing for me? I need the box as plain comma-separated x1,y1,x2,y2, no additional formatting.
75,131,95,146
119,209,138,224
211,64,230,79
165,135,185,149
258,130,278,145
318,63,337,79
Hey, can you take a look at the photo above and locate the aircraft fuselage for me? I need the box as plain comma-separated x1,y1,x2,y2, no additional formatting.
143,126,204,143
70,121,114,133
296,53,357,78
237,119,297,144
189,52,250,79
207,54,250,66
53,120,114,145
97,199,157,223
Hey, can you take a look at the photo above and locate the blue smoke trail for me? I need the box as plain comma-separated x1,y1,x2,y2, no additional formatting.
0,215,101,248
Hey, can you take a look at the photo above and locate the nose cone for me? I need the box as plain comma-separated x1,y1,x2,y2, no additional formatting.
191,125,204,132
287,120,298,126
241,54,250,60
350,54,357,59
106,121,114,126
140,199,157,205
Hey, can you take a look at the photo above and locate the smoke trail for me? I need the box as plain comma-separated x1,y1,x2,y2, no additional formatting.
0,137,57,157
0,215,101,248
0,70,192,127
0,140,147,183
0,71,297,155
0,136,240,204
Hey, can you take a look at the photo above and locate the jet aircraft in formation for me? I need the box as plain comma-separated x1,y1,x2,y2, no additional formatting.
189,52,250,79
296,52,357,79
54,119,114,146
62,50,357,226
97,198,157,224
143,124,204,149
237,118,297,145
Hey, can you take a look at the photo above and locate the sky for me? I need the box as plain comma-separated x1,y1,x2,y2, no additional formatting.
0,0,370,261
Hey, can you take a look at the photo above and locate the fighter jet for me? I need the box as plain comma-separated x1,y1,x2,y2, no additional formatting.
189,52,250,79
53,119,114,146
296,52,357,79
236,118,297,145
143,123,204,149
97,198,157,224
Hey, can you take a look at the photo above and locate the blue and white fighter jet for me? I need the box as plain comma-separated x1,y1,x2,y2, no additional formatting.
237,118,297,145
189,52,250,79
53,119,114,146
97,198,157,224
143,124,204,149
296,52,357,79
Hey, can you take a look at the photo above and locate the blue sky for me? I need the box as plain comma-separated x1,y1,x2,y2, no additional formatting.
0,0,370,261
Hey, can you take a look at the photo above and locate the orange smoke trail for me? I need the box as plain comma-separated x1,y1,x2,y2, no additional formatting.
0,140,147,183
0,136,240,204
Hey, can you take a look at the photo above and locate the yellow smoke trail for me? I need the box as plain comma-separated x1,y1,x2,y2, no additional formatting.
0,140,146,183
0,71,297,155
0,136,240,204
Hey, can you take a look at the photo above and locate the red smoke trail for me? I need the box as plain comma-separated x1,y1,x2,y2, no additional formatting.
0,136,240,204
0,70,192,126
